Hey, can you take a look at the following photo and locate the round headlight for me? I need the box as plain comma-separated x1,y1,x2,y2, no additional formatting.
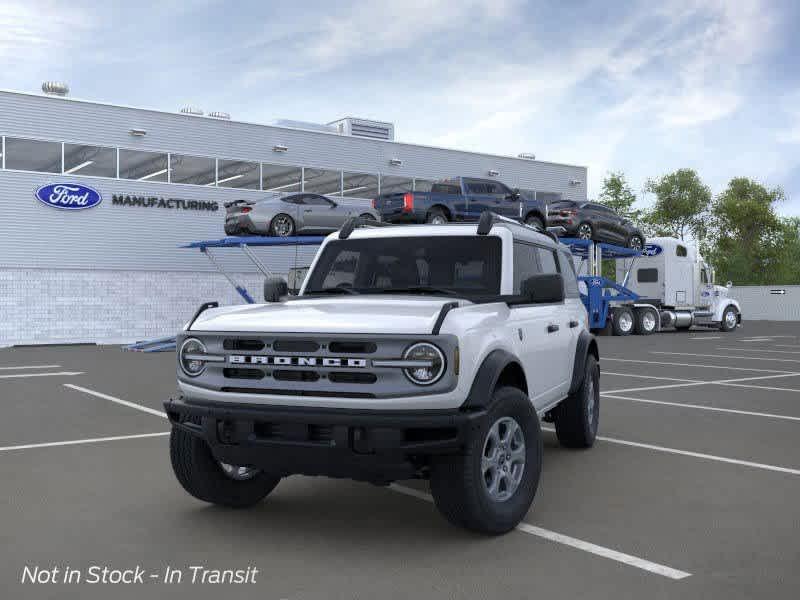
179,338,207,377
403,343,446,385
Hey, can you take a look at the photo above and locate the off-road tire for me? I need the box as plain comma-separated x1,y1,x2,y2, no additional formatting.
170,423,280,508
430,387,542,534
426,208,448,224
553,355,599,448
634,307,658,335
720,305,739,332
269,213,295,237
611,306,634,336
525,215,545,231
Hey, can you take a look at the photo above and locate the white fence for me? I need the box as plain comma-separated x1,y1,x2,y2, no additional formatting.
728,285,800,321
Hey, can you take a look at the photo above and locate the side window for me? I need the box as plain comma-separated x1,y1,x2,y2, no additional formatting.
283,195,302,204
700,268,708,284
536,247,560,274
483,182,498,194
321,250,359,288
467,182,487,194
637,268,659,283
676,245,688,257
513,242,541,293
304,194,332,206
558,251,580,298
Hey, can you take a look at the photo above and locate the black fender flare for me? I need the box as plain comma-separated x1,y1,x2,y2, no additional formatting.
461,349,522,410
569,330,599,395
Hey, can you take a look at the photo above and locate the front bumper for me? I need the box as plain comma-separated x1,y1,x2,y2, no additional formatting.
165,396,485,482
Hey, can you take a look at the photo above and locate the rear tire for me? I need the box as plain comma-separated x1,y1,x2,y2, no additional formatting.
269,214,295,237
553,355,599,448
634,307,658,335
611,306,634,336
170,424,280,508
525,215,545,232
430,387,542,534
426,208,448,225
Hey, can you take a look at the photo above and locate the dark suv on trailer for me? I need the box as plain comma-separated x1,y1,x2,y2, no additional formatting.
548,200,645,249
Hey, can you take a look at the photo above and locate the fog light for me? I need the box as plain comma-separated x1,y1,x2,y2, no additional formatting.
179,338,208,377
403,343,445,385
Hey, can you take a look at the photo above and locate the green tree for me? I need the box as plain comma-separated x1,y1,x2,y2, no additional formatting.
707,178,785,285
643,169,711,240
598,171,640,220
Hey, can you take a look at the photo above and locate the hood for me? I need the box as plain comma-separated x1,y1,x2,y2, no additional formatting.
189,296,465,335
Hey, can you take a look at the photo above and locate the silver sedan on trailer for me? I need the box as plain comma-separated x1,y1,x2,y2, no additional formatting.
224,193,380,237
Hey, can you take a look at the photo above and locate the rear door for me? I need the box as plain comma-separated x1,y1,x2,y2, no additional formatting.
463,179,492,220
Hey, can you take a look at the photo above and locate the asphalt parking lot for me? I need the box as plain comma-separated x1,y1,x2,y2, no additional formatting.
3,321,800,599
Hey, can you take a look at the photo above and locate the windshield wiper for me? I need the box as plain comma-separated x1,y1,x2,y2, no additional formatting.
374,286,460,297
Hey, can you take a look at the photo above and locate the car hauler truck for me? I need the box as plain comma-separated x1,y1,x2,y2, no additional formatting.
564,236,741,335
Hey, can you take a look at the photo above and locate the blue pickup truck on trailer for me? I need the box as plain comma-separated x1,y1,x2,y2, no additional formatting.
373,176,549,230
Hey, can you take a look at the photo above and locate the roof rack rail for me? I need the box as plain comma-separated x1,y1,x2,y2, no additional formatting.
476,211,560,241
338,216,392,239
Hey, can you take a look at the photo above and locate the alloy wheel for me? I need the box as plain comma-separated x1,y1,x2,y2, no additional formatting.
481,416,526,502
577,224,592,239
272,215,293,237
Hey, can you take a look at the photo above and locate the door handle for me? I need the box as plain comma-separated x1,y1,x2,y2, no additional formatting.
304,209,312,213
547,324,559,333
569,320,579,328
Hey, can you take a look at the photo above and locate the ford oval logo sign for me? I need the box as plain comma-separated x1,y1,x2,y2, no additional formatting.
35,183,102,210
642,244,663,257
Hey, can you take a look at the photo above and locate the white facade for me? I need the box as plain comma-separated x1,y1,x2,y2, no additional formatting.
0,89,588,346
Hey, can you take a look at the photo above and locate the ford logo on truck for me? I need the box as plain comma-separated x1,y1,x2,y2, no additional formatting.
642,244,663,257
35,183,103,210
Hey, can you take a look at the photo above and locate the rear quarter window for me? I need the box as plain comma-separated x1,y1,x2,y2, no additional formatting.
430,184,461,194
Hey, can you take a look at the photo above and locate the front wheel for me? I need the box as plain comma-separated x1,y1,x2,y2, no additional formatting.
720,306,739,332
430,386,542,534
553,354,599,448
170,425,281,508
576,222,593,240
628,234,644,250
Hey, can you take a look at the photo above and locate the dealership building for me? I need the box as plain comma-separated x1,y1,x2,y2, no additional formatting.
0,85,588,346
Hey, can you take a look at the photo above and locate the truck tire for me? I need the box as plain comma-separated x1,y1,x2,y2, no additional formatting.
170,423,281,508
720,305,739,332
426,208,448,225
634,307,658,335
611,306,634,336
552,355,599,448
430,386,542,534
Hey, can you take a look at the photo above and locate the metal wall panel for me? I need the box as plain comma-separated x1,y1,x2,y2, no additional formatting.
728,286,800,321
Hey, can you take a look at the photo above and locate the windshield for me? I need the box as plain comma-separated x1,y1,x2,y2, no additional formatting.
303,236,502,298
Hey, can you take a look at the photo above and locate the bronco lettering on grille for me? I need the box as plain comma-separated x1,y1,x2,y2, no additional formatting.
228,355,368,368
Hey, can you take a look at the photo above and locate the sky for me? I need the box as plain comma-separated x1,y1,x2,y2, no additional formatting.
2,0,799,213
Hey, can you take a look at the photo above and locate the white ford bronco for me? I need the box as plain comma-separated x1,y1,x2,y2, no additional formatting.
165,212,600,533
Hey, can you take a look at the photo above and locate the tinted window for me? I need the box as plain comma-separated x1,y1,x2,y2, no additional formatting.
305,236,502,298
537,247,560,274
638,268,659,283
5,137,61,173
430,183,461,194
119,149,168,181
63,143,117,177
701,268,708,284
676,245,688,257
513,242,541,294
466,182,488,194
303,194,333,206
559,251,580,298
281,195,302,204
485,182,512,195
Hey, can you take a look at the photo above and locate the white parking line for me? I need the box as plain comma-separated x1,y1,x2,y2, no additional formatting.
602,357,795,374
603,394,800,422
0,432,169,453
64,384,167,419
601,372,800,395
0,364,61,370
0,371,84,379
774,344,800,349
389,485,690,580
542,427,800,476
652,351,800,364
604,372,698,383
689,336,721,340
717,347,800,355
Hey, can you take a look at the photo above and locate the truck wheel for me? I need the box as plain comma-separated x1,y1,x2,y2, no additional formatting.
576,222,593,240
553,354,599,448
426,208,448,225
634,307,658,335
611,306,634,336
170,423,280,508
720,306,739,332
430,386,542,534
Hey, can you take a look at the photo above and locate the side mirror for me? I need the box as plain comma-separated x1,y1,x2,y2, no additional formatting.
521,273,565,304
264,277,288,302
726,281,733,289
508,188,521,200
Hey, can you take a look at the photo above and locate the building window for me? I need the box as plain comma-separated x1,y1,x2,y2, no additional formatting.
63,143,117,177
304,167,342,195
262,163,302,192
414,178,436,192
217,159,260,189
119,149,168,182
380,176,413,195
4,137,61,173
342,171,378,199
170,154,216,186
